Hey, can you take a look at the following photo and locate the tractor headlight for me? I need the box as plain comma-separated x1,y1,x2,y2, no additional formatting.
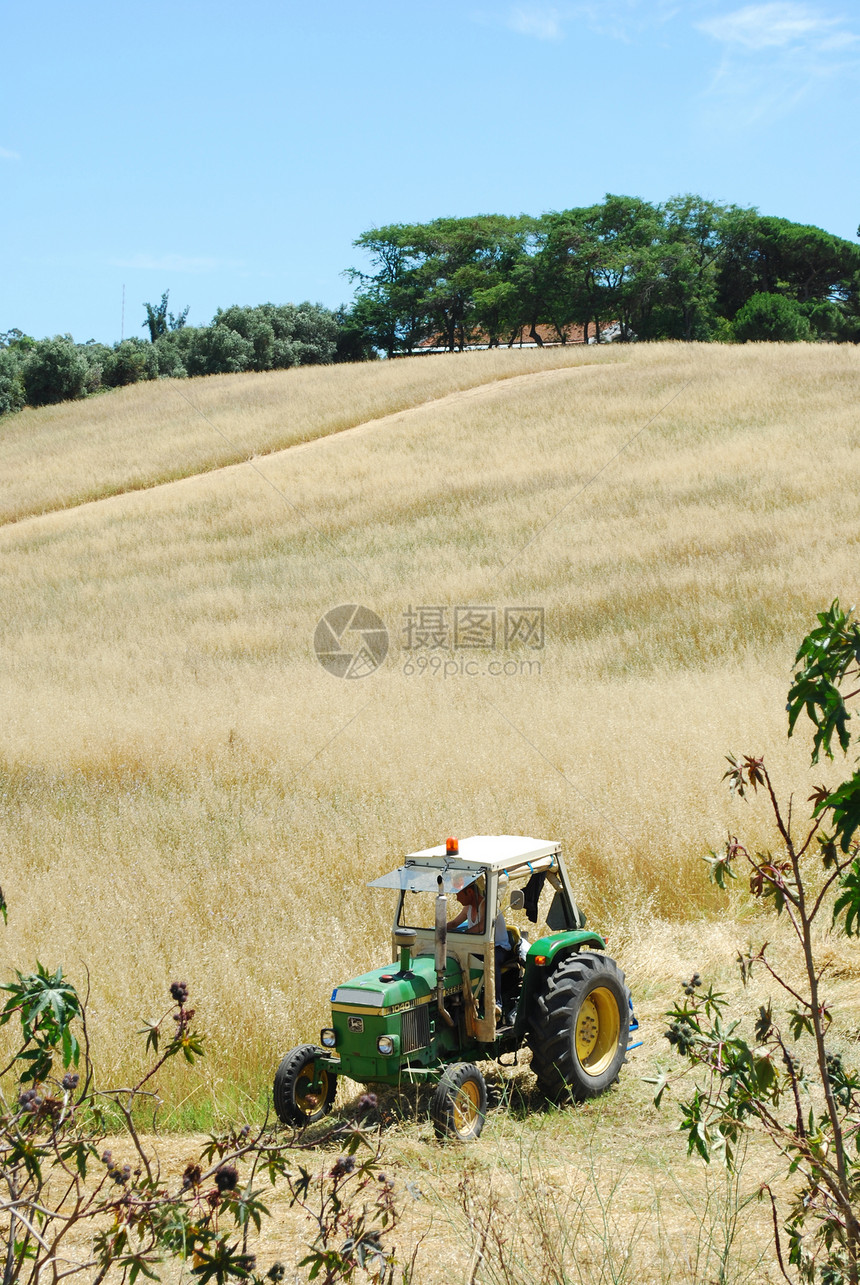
320,1028,337,1048
377,1035,395,1056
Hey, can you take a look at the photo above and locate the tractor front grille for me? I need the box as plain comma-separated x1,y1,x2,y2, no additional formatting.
400,1004,430,1054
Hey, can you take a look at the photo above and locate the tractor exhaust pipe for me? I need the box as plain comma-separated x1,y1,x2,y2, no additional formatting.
435,877,454,1027
394,927,416,973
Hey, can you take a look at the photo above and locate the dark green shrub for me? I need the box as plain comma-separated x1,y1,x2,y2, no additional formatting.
21,337,88,406
213,303,338,369
0,348,26,417
0,967,404,1284
77,342,113,394
732,292,812,342
103,339,154,387
153,332,188,377
143,290,189,341
334,303,379,362
287,302,339,364
801,299,846,342
654,601,860,1283
184,324,254,376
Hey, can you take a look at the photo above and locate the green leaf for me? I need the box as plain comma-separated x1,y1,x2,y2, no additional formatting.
789,1008,814,1040
645,1071,669,1109
691,1122,711,1164
704,850,736,890
753,1055,777,1096
787,600,860,762
820,772,860,853
0,963,81,1048
123,1255,161,1284
58,1140,93,1179
833,857,860,936
190,1238,256,1285
140,1020,160,1055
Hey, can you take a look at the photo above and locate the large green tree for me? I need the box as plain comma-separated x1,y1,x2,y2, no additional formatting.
142,290,189,342
717,212,860,321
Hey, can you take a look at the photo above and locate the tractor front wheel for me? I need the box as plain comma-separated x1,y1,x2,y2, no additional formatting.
527,952,629,1101
431,1063,487,1142
273,1045,337,1126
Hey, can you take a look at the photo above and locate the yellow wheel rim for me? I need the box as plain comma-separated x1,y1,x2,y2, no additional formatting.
575,987,621,1076
295,1063,328,1113
453,1079,481,1137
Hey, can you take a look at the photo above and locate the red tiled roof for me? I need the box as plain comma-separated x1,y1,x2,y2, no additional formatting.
413,320,603,350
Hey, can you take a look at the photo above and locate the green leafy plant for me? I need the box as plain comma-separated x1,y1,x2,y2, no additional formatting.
652,600,860,1283
0,973,404,1284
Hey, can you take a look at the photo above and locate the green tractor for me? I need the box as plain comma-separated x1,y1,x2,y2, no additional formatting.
274,835,639,1141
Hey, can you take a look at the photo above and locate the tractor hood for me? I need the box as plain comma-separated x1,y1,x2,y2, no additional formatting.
331,952,462,1013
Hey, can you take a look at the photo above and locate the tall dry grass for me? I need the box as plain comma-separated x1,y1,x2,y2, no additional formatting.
0,340,858,1116
0,346,614,524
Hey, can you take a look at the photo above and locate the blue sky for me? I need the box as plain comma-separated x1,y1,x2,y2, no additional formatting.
2,0,858,344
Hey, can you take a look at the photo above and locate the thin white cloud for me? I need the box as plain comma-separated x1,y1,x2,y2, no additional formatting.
570,0,680,40
0,147,20,161
504,5,565,40
698,3,845,49
486,0,681,43
696,2,859,123
110,253,242,274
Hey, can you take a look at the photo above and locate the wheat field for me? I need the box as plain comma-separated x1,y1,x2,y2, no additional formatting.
0,346,618,524
1,339,858,1274
0,342,859,1279
1,341,859,1085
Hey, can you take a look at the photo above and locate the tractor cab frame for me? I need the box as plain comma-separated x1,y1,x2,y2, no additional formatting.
274,835,638,1141
371,835,587,1042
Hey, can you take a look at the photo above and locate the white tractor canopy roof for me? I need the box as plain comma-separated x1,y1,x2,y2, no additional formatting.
368,836,562,892
409,835,560,869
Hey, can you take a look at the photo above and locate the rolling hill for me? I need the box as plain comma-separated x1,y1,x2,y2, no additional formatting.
0,341,858,1280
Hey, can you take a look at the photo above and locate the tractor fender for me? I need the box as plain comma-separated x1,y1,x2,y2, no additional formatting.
526,931,606,965
514,931,606,1040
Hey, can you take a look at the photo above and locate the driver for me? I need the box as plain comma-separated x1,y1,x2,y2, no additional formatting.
448,879,512,1019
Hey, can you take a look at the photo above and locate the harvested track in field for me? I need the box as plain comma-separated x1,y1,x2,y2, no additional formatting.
4,364,596,530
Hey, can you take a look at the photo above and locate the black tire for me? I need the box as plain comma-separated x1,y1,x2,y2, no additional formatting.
527,952,630,1102
273,1045,337,1125
431,1063,488,1142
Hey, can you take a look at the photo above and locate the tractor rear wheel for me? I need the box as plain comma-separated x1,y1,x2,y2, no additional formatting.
431,1063,487,1141
527,952,629,1101
273,1045,337,1126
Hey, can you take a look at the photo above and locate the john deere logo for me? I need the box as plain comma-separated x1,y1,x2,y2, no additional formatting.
314,605,389,679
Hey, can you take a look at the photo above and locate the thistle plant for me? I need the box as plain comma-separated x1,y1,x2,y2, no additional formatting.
0,972,404,1284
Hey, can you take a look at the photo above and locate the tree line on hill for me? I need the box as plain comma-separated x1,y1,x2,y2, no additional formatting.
346,195,860,355
0,298,346,416
1,193,858,417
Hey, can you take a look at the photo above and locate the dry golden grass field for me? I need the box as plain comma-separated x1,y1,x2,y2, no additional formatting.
1,341,859,1281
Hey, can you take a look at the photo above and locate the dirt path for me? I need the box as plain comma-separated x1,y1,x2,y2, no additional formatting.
6,363,596,531
279,361,594,457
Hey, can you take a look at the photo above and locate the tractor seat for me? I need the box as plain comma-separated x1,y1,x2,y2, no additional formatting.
502,924,524,973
